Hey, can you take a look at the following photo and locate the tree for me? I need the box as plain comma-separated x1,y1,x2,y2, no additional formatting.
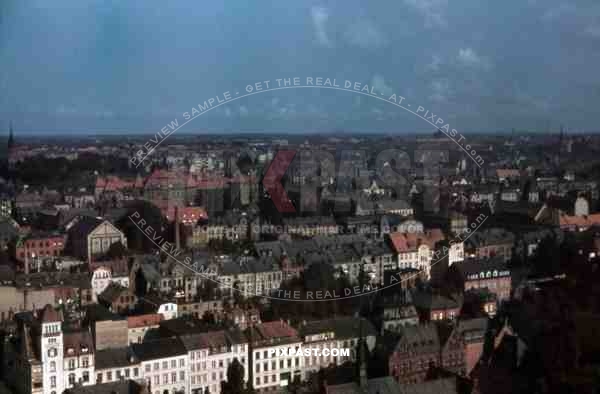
221,358,247,394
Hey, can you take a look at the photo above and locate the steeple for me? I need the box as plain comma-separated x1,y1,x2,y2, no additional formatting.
7,120,14,150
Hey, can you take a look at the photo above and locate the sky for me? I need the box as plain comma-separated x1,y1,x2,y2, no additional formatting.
1,0,599,135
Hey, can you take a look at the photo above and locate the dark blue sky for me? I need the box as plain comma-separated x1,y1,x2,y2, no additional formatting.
1,0,599,134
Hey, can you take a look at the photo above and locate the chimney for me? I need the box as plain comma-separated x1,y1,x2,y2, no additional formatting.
174,206,181,250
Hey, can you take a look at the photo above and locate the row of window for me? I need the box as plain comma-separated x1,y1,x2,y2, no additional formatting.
97,367,140,383
148,371,185,386
255,357,299,372
143,359,185,372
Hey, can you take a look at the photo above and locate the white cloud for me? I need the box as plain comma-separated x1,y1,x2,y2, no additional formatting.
344,20,387,49
426,54,443,71
371,74,394,96
403,0,447,28
311,6,332,47
430,79,450,102
457,48,487,68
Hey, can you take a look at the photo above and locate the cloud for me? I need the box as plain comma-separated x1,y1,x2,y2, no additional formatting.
344,20,387,49
426,54,443,72
430,79,450,102
311,6,332,47
371,75,394,96
457,48,487,68
403,0,447,28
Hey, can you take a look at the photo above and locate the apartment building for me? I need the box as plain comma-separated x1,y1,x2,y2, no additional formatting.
246,321,303,392
180,329,248,394
131,338,188,394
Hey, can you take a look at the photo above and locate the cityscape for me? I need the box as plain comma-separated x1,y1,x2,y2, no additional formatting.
2,2,600,394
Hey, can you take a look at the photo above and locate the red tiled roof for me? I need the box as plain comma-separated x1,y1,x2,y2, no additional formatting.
127,313,164,329
496,169,520,179
256,321,298,339
95,176,136,192
559,213,600,228
389,228,445,253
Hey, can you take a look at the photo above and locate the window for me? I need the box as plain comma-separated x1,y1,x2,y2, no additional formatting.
107,372,112,381
171,360,176,368
256,377,260,385
50,361,56,372
163,374,168,384
154,362,159,371
68,373,75,386
83,371,89,382
154,376,159,386
125,369,130,378
68,359,75,370
82,357,89,368
171,373,176,383
162,361,168,369
146,365,151,373
134,368,139,377
179,371,185,381
50,376,56,388
97,373,102,383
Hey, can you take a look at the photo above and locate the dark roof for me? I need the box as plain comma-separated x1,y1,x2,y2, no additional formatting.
131,337,186,361
98,282,129,304
95,347,138,369
299,317,377,340
40,304,62,323
179,328,247,351
456,257,510,279
64,380,144,394
63,330,94,357
412,291,462,311
67,216,103,238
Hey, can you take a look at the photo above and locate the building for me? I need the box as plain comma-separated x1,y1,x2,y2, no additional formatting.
246,321,303,391
14,233,66,267
94,348,142,386
98,283,137,314
68,218,127,263
127,314,163,344
464,228,514,262
298,317,377,379
388,229,446,280
457,257,512,302
412,291,462,322
5,305,95,394
180,329,248,394
458,318,488,376
131,338,188,394
388,322,465,385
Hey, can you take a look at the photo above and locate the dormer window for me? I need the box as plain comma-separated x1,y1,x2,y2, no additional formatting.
67,347,75,355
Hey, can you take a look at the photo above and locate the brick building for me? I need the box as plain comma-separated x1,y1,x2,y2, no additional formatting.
389,322,466,385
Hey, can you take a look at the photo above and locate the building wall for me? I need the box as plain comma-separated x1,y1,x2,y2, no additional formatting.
95,320,128,351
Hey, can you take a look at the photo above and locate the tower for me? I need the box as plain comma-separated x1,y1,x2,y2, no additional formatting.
7,120,15,173
39,305,64,394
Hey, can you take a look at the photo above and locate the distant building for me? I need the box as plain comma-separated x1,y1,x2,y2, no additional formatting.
388,322,465,385
68,218,127,263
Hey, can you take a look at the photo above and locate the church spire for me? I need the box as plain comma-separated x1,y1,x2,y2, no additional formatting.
7,120,14,150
